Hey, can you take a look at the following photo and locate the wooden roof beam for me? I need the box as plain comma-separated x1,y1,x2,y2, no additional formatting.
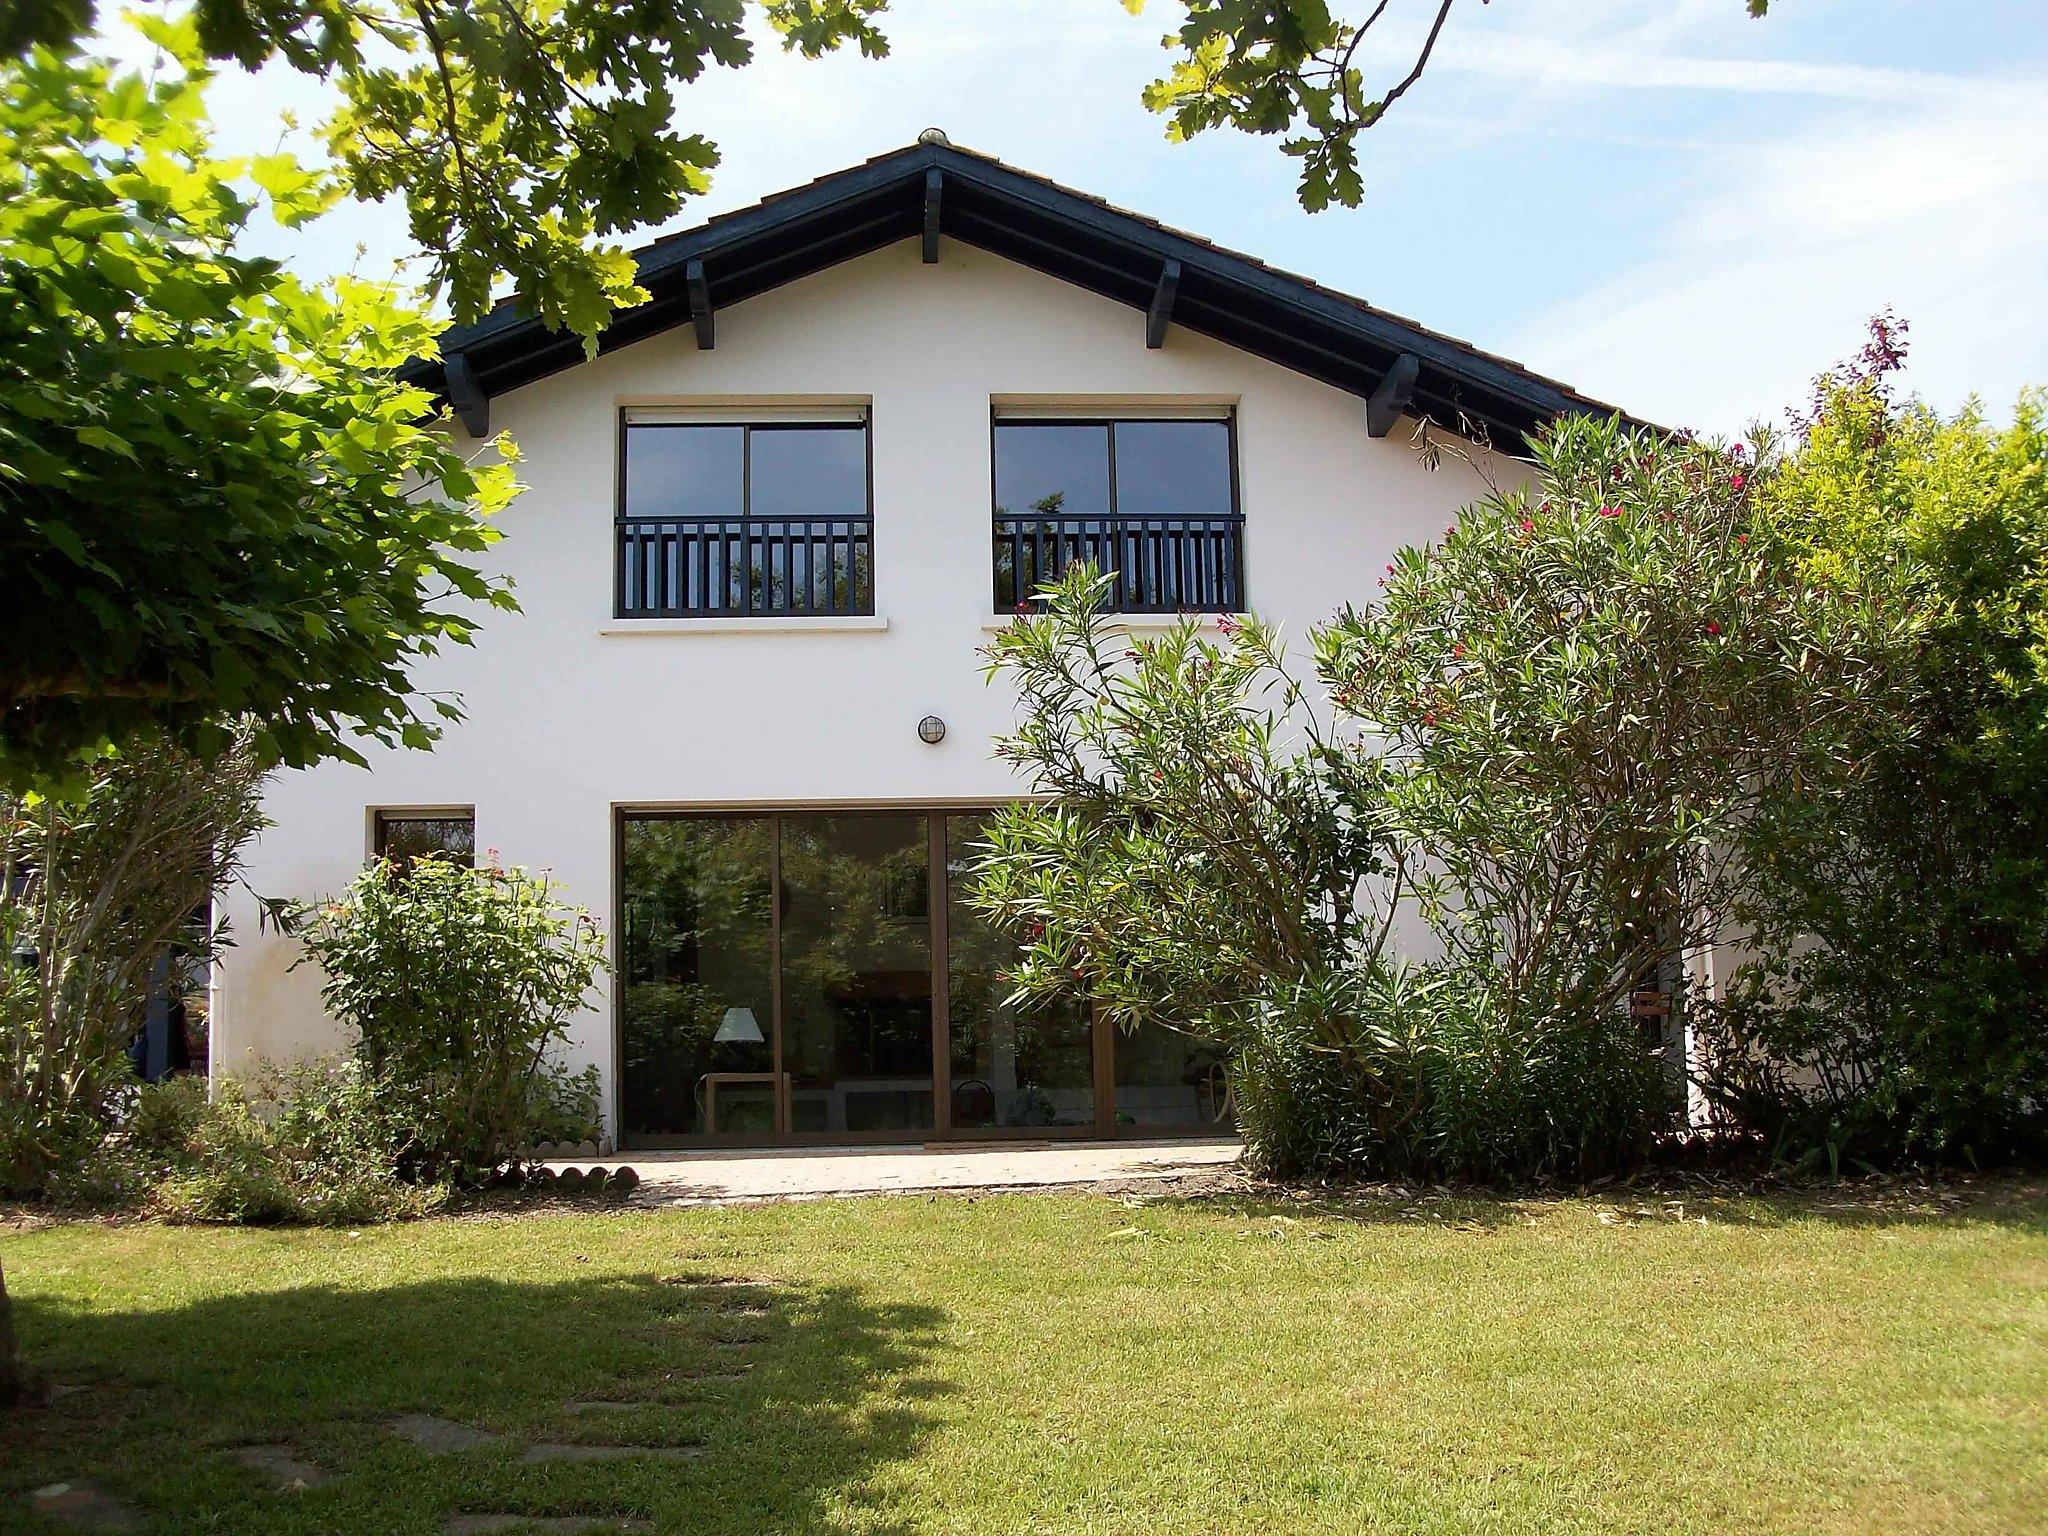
687,260,714,349
1145,259,1180,349
1367,352,1420,437
444,351,489,437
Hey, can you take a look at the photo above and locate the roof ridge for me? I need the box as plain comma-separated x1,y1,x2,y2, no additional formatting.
418,136,1633,444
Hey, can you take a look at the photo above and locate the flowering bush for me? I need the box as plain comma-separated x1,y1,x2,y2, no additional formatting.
294,857,605,1183
1318,411,1910,1054
978,412,1907,1179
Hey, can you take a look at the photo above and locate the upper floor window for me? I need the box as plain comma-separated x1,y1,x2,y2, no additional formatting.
991,413,1242,613
617,411,872,618
374,809,476,871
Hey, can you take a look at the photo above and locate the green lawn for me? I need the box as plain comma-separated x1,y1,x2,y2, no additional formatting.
5,1179,2046,1536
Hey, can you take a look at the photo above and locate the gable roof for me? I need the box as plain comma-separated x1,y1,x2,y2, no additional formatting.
408,136,1624,451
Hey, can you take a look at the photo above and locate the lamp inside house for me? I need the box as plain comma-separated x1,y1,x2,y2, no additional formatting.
714,1006,764,1044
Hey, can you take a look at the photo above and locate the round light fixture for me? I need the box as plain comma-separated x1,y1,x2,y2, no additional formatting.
917,715,947,745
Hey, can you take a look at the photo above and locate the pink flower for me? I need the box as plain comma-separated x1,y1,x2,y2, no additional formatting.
1736,534,1748,545
1518,518,1534,535
1705,621,1722,636
1217,613,1240,637
1731,442,1748,460
1598,505,1620,519
1730,473,1746,492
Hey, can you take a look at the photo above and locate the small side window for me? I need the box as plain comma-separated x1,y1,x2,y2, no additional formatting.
373,810,476,872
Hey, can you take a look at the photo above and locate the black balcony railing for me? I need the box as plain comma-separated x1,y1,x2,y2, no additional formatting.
993,512,1244,614
617,515,874,618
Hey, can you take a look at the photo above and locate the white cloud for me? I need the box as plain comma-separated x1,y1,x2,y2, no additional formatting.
1395,31,1975,106
1506,81,2048,432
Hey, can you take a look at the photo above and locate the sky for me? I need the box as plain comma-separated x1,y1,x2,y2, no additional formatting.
187,0,2048,435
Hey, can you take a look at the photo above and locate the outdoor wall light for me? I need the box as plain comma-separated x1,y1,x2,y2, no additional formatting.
918,715,947,745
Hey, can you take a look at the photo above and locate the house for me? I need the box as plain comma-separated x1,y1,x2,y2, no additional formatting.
211,134,1622,1149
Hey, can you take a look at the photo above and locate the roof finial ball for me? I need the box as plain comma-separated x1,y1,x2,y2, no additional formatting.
918,126,951,147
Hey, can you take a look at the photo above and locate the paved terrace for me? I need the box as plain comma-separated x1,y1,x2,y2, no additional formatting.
545,1138,1244,1205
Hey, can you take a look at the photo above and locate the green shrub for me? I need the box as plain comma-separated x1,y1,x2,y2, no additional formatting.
1,732,263,1196
50,1063,447,1224
295,858,605,1182
978,413,1897,1182
1699,339,2048,1166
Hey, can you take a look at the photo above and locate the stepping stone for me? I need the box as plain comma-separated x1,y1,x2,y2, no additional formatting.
448,1521,649,1535
26,1482,145,1532
389,1414,506,1452
518,1444,702,1465
231,1443,330,1490
659,1273,783,1290
564,1401,647,1414
708,1330,768,1347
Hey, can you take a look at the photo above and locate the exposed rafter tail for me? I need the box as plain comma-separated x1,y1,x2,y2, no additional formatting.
444,351,489,437
922,168,943,264
1145,259,1181,349
687,260,714,349
1366,352,1421,437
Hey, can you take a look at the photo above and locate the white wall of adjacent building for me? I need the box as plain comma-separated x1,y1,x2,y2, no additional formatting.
211,237,1522,1135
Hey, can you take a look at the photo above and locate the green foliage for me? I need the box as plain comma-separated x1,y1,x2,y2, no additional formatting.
1318,413,1909,1036
978,415,1902,1180
1,731,264,1197
10,0,889,339
1129,0,1781,211
51,1067,451,1224
294,858,606,1183
1698,334,2048,1164
0,32,520,783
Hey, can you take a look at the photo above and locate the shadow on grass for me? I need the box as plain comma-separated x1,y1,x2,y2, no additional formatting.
1147,1170,2048,1233
8,1265,950,1535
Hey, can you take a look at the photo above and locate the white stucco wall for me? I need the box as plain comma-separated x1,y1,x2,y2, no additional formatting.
212,237,1522,1132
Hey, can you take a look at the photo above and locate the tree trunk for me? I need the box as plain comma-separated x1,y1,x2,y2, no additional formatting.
0,1253,32,1407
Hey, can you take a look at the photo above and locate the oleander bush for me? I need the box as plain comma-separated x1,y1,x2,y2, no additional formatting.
976,413,1905,1180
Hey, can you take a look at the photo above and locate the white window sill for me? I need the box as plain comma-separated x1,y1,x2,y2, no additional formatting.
978,612,1233,634
599,616,890,636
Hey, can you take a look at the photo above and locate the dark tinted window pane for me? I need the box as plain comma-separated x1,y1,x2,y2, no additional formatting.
1114,1021,1233,1128
620,817,776,1140
749,426,866,519
374,814,474,870
946,814,1095,1129
781,813,934,1134
994,424,1110,518
1112,420,1233,516
625,425,744,519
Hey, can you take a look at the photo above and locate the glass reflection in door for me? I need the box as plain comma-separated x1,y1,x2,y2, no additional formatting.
619,817,777,1139
779,813,935,1133
945,813,1096,1130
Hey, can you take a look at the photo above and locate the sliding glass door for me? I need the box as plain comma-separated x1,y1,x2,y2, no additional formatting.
618,817,777,1139
780,812,935,1135
618,807,1221,1146
943,812,1096,1131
